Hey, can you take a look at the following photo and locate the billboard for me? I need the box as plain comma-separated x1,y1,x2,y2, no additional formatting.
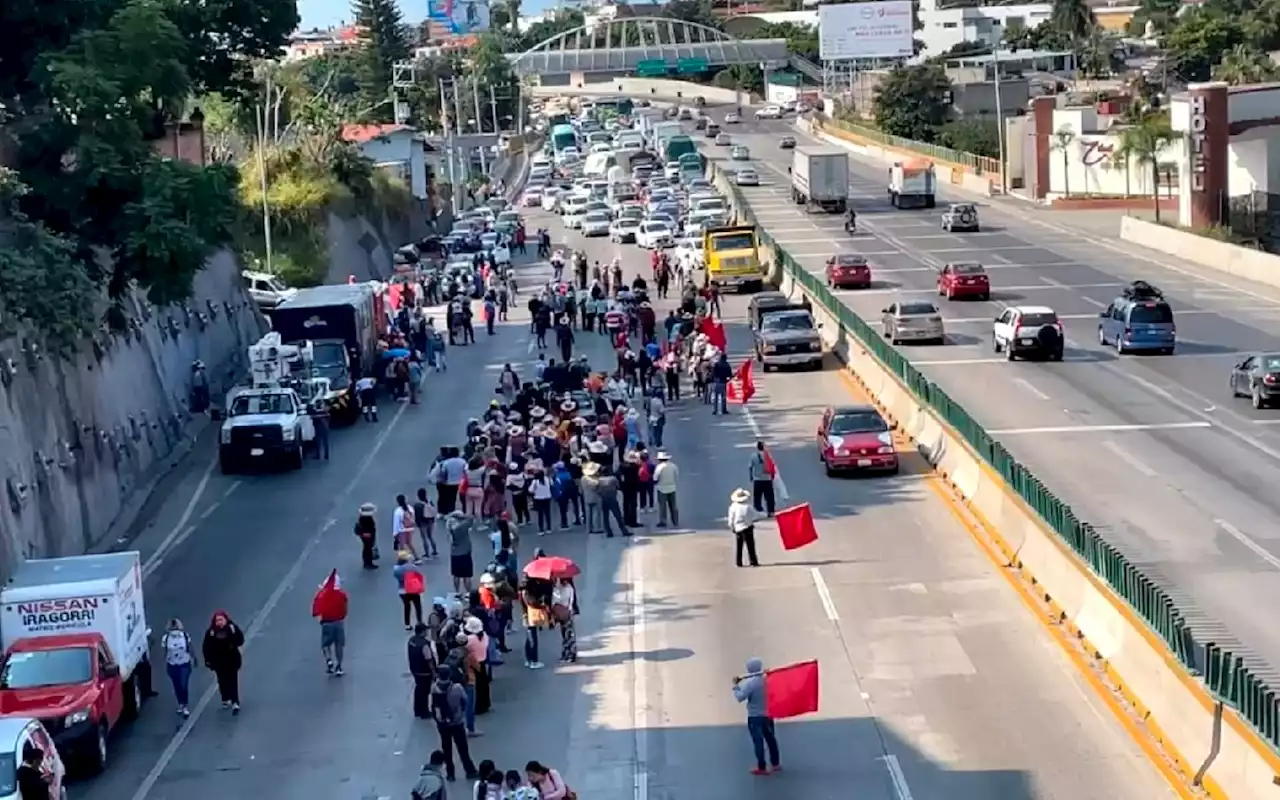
819,1,914,60
427,0,490,35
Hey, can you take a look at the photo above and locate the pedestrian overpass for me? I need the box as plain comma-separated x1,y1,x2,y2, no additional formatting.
508,17,789,78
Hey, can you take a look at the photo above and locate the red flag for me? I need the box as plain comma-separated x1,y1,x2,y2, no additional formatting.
776,503,818,550
698,316,728,352
765,660,820,719
762,446,777,477
727,359,756,404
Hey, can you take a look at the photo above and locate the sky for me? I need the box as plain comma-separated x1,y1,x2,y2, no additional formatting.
297,0,557,30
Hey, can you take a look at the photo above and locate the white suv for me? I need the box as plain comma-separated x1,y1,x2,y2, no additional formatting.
755,105,783,120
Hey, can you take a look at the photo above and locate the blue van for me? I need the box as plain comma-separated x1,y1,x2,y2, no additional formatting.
1097,281,1176,354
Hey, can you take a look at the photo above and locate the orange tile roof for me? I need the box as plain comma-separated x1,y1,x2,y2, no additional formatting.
341,124,413,144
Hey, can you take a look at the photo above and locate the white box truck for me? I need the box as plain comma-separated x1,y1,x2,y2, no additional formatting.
790,146,849,213
0,552,152,772
888,158,937,209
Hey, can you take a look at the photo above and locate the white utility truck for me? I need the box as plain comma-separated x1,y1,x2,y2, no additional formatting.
790,147,849,213
0,552,151,773
217,332,318,474
888,158,937,209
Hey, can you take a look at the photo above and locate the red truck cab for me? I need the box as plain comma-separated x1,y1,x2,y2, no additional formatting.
0,633,129,773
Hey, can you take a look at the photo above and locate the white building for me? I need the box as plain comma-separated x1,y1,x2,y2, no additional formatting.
340,124,430,200
916,0,1051,57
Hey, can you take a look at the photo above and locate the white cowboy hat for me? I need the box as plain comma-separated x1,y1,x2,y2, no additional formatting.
560,400,576,412
464,617,485,634
508,461,519,471
624,451,641,463
530,407,546,418
587,440,608,454
508,425,525,436
359,502,376,516
730,488,750,503
581,462,602,476
657,451,671,461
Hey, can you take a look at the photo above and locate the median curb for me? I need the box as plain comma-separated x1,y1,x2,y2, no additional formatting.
709,158,1280,800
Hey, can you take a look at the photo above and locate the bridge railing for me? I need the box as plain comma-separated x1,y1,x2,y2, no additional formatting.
812,113,1002,178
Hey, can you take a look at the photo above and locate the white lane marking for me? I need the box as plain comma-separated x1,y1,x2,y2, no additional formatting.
142,457,216,579
1214,519,1280,571
811,567,839,621
1102,440,1157,477
988,421,1212,435
1013,378,1050,401
130,387,420,800
631,550,649,800
882,754,916,800
1252,419,1280,425
910,358,1007,366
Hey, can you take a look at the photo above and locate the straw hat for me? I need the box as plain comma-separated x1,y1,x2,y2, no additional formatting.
508,425,525,436
624,451,641,464
657,451,671,461
560,400,576,413
582,462,602,477
359,502,376,516
730,488,750,503
396,550,413,562
530,407,546,419
587,440,608,455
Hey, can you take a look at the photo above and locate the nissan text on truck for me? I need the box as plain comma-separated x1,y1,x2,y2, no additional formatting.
790,146,849,213
888,158,937,209
0,552,152,773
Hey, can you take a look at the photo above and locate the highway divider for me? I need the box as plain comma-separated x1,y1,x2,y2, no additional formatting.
1120,216,1280,291
708,160,1280,799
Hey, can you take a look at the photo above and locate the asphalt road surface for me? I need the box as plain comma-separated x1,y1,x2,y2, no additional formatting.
696,108,1280,681
74,167,1171,800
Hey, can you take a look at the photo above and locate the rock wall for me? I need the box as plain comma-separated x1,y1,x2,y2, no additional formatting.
324,209,429,285
0,251,266,571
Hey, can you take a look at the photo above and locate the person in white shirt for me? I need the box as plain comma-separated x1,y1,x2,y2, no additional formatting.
727,487,759,567
653,452,679,528
392,494,421,562
161,618,196,717
529,470,554,534
552,578,578,663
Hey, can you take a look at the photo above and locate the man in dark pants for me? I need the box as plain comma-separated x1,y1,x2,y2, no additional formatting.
408,624,436,718
732,656,781,775
310,399,330,460
431,667,478,781
748,442,775,516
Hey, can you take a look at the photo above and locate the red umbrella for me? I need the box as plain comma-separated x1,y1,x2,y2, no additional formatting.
523,555,580,581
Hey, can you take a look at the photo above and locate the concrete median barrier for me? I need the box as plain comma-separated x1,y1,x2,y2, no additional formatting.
1121,216,1280,289
711,161,1280,800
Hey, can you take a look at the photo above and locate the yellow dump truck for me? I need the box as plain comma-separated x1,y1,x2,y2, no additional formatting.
702,225,764,293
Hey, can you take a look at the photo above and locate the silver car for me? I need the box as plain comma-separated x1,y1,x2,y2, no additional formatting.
882,300,946,345
734,168,759,186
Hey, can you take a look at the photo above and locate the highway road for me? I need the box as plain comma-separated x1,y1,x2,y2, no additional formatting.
72,186,1173,798
695,109,1280,681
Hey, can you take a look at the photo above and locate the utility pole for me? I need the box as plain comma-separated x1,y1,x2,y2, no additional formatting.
992,49,1007,196
489,86,501,136
439,77,461,215
254,69,275,275
471,79,489,175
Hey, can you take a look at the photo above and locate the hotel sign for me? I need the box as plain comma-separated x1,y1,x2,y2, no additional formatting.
1188,94,1207,192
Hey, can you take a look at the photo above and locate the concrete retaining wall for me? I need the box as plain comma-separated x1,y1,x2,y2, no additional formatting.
0,252,267,571
713,163,1280,799
1120,216,1280,289
797,117,998,197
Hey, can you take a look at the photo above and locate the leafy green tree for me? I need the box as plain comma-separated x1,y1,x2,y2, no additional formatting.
1126,0,1181,37
1115,112,1174,221
517,9,586,51
1213,43,1280,84
750,22,819,60
351,0,412,122
1050,0,1097,42
1165,7,1245,82
871,63,952,142
937,118,1000,158
664,0,721,29
2,0,256,343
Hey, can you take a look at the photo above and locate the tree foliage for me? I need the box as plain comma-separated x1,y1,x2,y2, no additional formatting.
351,0,412,122
1164,0,1280,83
937,118,1000,159
872,63,952,141
0,0,293,344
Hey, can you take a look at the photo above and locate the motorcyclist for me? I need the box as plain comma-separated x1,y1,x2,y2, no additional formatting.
845,207,857,234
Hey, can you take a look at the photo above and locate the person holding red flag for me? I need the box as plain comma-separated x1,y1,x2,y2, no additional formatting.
732,657,782,775
312,569,349,676
748,441,777,516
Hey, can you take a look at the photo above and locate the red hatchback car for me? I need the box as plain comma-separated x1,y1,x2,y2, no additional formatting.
826,254,872,289
937,262,990,300
817,405,899,476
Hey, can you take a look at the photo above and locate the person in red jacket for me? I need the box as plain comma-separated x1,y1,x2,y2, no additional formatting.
312,569,350,676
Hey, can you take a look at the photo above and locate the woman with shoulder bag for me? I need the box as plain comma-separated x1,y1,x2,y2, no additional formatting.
521,576,551,670
551,578,577,664
525,760,574,800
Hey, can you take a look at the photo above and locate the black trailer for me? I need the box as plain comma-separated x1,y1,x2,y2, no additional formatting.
268,283,381,425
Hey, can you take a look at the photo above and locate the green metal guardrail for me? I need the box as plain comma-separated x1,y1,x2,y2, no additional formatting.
717,166,1280,755
813,115,1002,178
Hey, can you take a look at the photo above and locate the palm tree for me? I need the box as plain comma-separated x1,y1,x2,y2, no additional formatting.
503,0,522,34
1116,113,1175,222
1051,125,1076,198
1051,0,1096,41
1213,44,1280,85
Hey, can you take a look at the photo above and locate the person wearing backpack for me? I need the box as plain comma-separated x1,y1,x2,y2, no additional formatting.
408,623,437,719
431,666,479,781
395,552,427,629
161,618,197,717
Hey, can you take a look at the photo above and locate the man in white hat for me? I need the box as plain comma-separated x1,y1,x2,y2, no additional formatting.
653,452,680,527
727,488,760,567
